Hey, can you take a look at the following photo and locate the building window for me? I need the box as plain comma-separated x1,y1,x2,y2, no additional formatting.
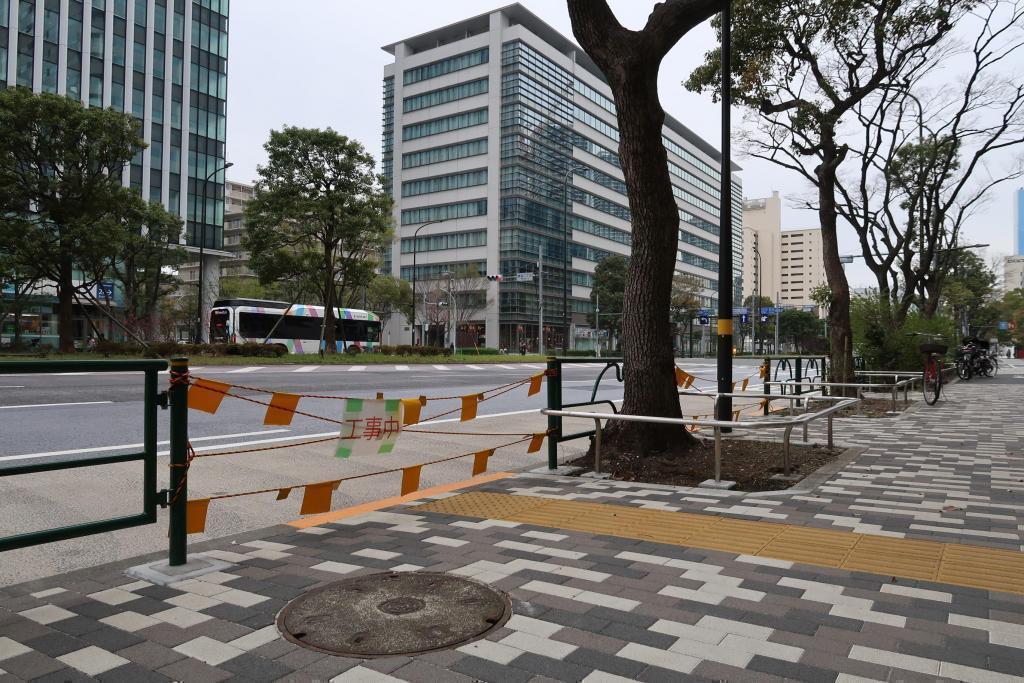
400,229,487,253
401,169,487,197
402,108,487,142
403,46,488,85
401,138,487,169
402,77,489,113
400,199,487,225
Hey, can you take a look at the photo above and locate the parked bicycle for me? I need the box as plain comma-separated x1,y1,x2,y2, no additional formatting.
908,332,947,405
955,336,997,380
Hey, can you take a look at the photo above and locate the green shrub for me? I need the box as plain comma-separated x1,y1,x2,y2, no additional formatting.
378,345,397,355
344,345,362,355
562,349,597,357
851,294,956,370
457,347,500,355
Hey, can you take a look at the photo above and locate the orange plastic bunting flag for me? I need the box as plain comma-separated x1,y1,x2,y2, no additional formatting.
472,449,494,476
400,466,422,496
527,433,545,453
741,377,750,391
299,481,337,515
186,498,210,535
400,397,424,425
733,409,741,421
675,368,687,386
528,373,544,396
376,392,384,400
264,392,300,426
188,379,231,414
276,487,292,501
461,394,482,422
759,363,768,379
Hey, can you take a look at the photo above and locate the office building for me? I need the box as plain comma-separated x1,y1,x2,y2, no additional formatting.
381,3,741,350
742,191,782,307
1016,188,1024,256
1004,255,1024,293
1,0,230,342
179,179,253,282
780,228,826,309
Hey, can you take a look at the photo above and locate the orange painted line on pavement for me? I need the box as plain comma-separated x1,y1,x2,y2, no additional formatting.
285,471,513,529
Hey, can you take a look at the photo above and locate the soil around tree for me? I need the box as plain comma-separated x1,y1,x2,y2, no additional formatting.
567,438,843,492
809,397,914,418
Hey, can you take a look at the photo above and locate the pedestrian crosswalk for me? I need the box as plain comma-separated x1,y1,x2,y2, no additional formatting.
185,361,764,377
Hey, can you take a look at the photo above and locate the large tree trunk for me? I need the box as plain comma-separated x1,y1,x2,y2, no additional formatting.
57,253,75,352
816,153,855,388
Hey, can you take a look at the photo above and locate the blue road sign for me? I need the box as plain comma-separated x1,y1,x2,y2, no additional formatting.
698,316,710,325
97,282,115,300
759,315,770,323
761,306,782,315
999,321,1009,330
740,314,750,324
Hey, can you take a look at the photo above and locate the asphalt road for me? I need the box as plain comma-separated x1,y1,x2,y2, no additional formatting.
0,357,763,585
0,358,763,466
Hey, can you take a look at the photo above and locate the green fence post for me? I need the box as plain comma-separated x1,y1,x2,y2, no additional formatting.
143,368,158,519
546,357,561,470
168,357,189,566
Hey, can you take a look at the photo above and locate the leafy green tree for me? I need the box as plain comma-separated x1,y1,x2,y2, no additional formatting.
244,127,392,353
778,309,822,353
687,0,967,385
366,275,413,331
568,0,723,454
0,88,148,351
589,254,627,343
941,250,996,336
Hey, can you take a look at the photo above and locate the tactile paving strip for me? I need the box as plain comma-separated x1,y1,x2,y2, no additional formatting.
415,492,1024,595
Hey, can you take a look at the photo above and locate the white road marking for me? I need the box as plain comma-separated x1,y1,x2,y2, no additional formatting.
520,364,543,369
465,365,485,370
348,366,367,372
229,366,265,373
393,365,409,371
0,386,25,389
0,429,291,462
432,365,450,370
293,366,318,373
0,401,113,410
493,365,516,370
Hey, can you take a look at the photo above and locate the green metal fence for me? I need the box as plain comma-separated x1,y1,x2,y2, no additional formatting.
0,359,167,552
545,357,624,469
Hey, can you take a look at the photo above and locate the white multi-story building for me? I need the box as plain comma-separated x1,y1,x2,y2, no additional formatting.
742,191,782,306
381,3,741,350
780,228,826,308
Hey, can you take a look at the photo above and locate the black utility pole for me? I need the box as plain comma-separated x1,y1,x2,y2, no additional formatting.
715,2,733,422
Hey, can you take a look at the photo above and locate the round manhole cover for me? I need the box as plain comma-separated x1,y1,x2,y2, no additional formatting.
276,572,511,657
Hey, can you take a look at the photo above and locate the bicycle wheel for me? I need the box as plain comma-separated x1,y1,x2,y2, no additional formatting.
923,356,941,405
988,357,999,377
979,357,994,378
956,358,971,380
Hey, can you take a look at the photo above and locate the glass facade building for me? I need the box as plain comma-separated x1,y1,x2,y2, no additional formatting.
1,0,229,252
382,4,741,350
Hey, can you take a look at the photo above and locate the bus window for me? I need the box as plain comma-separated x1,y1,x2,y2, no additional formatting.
210,310,231,342
367,321,380,343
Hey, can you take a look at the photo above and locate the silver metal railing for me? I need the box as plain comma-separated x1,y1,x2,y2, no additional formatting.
765,378,918,413
542,393,858,486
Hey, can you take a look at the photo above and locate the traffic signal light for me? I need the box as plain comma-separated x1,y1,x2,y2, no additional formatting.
486,274,503,282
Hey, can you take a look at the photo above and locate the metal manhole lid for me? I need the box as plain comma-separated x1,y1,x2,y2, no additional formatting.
276,572,511,657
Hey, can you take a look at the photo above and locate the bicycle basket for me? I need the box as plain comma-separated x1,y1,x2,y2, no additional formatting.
918,342,948,355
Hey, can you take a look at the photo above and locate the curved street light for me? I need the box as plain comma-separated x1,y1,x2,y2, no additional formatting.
410,219,445,345
195,160,233,343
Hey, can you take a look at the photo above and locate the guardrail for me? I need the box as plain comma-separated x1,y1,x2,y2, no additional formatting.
765,378,920,413
545,357,624,469
543,393,858,486
0,359,167,552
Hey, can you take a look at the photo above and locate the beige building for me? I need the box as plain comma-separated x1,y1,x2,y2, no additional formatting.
742,191,826,310
1004,256,1024,293
742,192,782,306
780,228,826,308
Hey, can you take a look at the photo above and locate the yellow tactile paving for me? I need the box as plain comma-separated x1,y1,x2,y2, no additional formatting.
414,492,1024,596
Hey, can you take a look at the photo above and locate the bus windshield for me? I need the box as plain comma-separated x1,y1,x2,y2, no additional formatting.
210,309,231,342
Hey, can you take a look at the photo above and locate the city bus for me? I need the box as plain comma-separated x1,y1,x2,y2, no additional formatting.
209,299,381,354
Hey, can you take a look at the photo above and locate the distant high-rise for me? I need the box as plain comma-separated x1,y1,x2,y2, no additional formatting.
1016,187,1024,256
1,0,230,340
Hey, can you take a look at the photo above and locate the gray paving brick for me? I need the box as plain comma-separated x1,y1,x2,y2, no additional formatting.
0,650,66,679
392,659,476,683
157,656,234,682
220,653,295,682
564,647,647,679
511,652,592,681
746,655,838,682
453,655,534,683
116,640,186,669
96,662,174,682
32,667,96,683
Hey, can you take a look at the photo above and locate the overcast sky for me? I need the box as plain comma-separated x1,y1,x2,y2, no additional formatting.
226,1,1023,288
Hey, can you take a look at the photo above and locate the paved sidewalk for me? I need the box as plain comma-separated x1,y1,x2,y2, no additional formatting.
1,374,1023,681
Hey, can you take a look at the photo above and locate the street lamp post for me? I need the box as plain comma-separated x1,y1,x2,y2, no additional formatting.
562,165,585,353
195,161,233,343
715,2,734,424
744,227,762,354
410,219,445,345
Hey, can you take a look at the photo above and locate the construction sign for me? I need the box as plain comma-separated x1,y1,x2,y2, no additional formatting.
335,398,402,458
